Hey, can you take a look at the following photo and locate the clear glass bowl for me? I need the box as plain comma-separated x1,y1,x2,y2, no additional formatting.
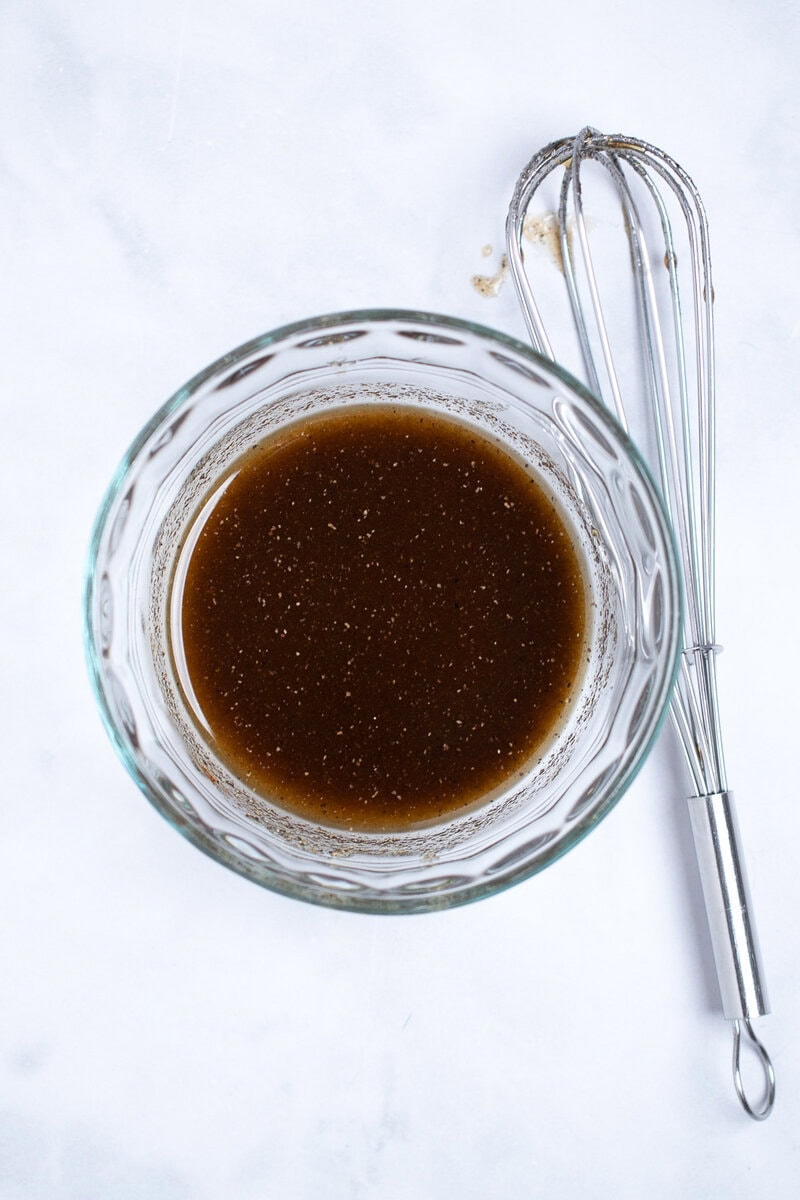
84,310,680,912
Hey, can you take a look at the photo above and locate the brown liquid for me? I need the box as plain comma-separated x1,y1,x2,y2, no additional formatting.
174,406,587,831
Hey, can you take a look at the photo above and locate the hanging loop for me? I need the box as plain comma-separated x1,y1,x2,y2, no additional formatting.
732,1018,776,1121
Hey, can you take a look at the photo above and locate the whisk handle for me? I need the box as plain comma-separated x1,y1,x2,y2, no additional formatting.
687,790,769,1020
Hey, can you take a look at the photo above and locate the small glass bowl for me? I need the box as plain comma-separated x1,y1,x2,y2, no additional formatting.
84,310,680,913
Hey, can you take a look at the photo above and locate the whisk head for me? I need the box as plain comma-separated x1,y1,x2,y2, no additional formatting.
506,127,721,795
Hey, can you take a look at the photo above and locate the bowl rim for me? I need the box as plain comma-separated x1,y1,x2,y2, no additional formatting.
83,308,682,912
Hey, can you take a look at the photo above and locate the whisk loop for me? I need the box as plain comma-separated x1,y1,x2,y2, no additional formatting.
507,127,774,1119
733,1018,776,1121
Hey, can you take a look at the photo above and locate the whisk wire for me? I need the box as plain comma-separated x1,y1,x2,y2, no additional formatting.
563,147,629,429
636,144,718,649
632,156,728,795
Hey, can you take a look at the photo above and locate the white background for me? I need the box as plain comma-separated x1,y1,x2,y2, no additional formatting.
2,1,799,1196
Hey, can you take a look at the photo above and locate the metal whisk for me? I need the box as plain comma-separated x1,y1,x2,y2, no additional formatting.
506,128,775,1119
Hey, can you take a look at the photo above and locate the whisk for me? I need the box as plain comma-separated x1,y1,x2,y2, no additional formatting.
505,128,775,1119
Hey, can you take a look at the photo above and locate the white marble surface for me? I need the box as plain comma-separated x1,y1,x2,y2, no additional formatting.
2,1,799,1196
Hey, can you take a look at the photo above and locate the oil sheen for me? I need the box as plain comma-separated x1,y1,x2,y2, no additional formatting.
174,405,587,831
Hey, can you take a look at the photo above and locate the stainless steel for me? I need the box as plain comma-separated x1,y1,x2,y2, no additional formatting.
687,792,769,1020
506,127,774,1119
733,1018,776,1121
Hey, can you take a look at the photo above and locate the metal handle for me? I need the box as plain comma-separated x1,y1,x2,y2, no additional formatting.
687,790,775,1118
687,790,768,1018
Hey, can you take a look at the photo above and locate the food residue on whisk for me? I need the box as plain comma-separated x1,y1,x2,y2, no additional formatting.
523,212,570,273
471,253,508,298
471,216,571,296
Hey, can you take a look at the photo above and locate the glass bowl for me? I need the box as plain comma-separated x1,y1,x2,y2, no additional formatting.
84,310,680,913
